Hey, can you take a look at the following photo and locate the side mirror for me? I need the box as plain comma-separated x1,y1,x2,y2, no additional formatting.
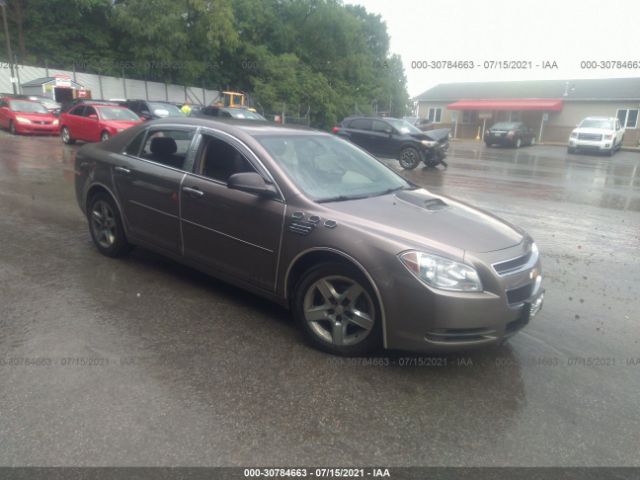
227,172,278,198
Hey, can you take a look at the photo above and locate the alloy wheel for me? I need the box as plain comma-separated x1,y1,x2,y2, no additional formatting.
399,148,419,169
303,275,375,346
90,200,117,249
101,132,110,142
62,127,70,143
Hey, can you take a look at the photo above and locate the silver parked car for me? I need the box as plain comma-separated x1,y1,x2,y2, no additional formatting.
74,118,544,355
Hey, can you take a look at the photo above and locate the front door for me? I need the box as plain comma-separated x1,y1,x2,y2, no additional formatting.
180,130,285,291
112,126,197,253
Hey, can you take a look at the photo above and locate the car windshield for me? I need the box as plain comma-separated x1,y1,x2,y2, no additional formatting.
9,101,49,114
148,102,183,117
98,107,140,121
385,118,421,134
491,122,519,130
258,134,411,202
225,109,266,120
580,119,613,129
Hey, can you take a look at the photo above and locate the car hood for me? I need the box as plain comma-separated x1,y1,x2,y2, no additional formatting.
324,188,524,254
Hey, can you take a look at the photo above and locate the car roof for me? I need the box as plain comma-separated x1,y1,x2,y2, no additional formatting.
148,116,321,136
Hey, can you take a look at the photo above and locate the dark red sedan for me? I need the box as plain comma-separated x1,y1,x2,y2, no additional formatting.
0,97,59,135
59,103,142,144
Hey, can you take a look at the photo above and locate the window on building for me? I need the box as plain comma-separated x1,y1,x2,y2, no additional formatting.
462,111,478,124
427,107,442,123
617,109,639,129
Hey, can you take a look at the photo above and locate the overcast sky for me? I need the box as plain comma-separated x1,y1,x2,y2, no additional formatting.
347,0,640,97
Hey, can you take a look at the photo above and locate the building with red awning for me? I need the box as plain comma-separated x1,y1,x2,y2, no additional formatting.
413,78,640,146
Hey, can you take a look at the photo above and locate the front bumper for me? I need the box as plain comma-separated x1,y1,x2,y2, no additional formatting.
485,134,516,146
380,243,543,352
569,138,613,151
15,123,59,135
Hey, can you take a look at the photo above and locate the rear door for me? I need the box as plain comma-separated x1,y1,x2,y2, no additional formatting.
112,126,198,253
83,106,101,142
65,106,86,139
180,129,285,291
345,118,374,152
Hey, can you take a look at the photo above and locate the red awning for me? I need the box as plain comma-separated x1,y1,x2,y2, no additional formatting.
447,99,563,111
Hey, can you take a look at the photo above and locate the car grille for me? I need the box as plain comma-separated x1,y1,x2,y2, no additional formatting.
578,133,602,141
493,252,532,276
506,283,534,305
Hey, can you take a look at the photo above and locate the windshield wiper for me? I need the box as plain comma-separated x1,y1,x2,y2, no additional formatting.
317,186,412,203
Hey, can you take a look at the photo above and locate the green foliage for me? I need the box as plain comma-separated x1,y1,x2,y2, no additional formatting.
4,0,410,128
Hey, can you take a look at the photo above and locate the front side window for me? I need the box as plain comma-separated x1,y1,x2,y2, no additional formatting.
125,130,146,156
258,134,410,202
196,134,256,183
372,120,391,133
140,129,195,170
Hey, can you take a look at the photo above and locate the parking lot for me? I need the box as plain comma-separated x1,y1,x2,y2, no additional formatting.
0,131,639,466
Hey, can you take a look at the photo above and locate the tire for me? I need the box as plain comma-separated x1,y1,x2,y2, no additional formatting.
514,137,522,148
608,145,615,157
9,121,16,135
399,146,421,169
87,193,131,258
61,126,75,145
529,136,536,146
293,262,382,356
100,131,111,142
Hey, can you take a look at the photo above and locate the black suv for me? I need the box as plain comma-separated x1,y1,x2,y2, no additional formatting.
119,100,184,121
333,116,449,169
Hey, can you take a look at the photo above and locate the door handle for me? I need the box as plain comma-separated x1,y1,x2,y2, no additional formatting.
114,166,131,175
182,186,204,198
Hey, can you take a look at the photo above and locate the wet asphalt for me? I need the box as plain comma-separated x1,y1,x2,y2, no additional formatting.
0,131,639,467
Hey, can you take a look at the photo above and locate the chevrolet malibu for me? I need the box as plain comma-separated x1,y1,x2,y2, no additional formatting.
74,118,544,355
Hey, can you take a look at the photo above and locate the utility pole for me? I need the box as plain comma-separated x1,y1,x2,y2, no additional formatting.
0,0,17,94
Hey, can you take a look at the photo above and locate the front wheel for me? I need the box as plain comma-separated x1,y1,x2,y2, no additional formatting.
9,121,17,135
293,263,382,356
87,193,131,257
399,147,421,169
529,136,536,146
514,138,522,148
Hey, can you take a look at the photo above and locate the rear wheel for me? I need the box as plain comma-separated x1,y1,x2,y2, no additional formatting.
87,193,131,257
61,126,75,145
293,263,382,356
514,137,522,148
399,146,421,169
100,131,111,142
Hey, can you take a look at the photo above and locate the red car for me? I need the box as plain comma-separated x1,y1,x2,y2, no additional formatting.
0,97,59,135
59,103,142,144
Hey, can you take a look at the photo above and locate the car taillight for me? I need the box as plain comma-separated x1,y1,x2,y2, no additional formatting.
332,126,340,133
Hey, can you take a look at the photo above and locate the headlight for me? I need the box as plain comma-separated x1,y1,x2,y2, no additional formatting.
15,116,31,124
421,139,437,147
399,251,483,292
603,134,613,140
570,131,578,138
52,119,59,126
